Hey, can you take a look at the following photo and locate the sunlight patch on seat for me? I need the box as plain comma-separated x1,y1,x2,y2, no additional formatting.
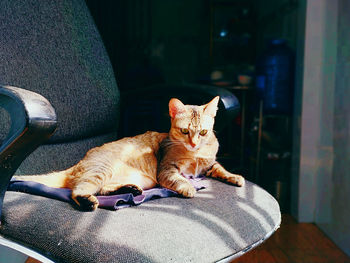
141,203,182,210
3,194,36,225
68,212,100,240
196,192,215,199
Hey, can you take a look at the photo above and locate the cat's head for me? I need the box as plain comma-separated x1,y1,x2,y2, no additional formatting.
168,96,219,151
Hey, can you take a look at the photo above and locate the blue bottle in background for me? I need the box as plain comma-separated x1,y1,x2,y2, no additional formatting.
256,39,295,115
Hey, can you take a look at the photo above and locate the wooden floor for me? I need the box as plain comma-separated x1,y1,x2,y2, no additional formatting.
232,214,350,263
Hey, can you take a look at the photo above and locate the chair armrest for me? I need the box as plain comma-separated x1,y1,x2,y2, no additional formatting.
0,85,57,221
120,84,240,136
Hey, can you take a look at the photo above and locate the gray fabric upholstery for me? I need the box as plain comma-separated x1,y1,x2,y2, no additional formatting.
1,180,280,263
0,0,119,143
15,132,117,175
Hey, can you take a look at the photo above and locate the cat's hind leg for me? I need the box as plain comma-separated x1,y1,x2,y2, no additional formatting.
101,164,157,195
206,162,245,187
100,183,143,196
72,182,144,211
71,182,101,211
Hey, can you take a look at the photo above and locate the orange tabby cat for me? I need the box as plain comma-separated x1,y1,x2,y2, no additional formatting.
15,97,244,211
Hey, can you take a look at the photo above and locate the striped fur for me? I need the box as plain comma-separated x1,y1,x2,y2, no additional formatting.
15,97,244,211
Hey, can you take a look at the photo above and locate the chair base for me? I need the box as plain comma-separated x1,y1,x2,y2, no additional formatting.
0,235,55,263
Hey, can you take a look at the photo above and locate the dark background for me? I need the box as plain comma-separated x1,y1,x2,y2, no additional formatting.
85,0,300,212
85,0,298,90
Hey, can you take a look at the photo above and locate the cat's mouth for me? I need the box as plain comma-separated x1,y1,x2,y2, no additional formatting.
184,143,199,151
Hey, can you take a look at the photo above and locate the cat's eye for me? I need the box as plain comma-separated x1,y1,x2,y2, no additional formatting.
180,128,189,134
199,129,208,136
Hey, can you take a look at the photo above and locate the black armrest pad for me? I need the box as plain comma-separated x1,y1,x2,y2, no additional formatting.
0,85,57,219
120,84,240,135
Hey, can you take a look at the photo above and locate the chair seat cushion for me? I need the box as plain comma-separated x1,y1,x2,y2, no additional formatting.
1,179,281,263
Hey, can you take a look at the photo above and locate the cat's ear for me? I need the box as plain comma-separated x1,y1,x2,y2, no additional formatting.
169,98,186,118
204,96,220,117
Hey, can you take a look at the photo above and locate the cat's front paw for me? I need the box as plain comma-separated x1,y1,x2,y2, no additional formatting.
227,174,245,187
73,194,99,211
176,182,196,198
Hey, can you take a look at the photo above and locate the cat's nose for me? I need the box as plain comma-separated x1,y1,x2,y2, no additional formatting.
190,137,199,148
190,142,197,148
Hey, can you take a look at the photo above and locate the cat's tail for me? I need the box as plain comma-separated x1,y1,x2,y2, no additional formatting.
13,167,74,188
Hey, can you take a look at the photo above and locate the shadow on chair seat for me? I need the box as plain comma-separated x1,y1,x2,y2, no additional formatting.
1,179,280,262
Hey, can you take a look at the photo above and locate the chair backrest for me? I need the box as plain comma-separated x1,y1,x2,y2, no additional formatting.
0,0,119,144
120,84,240,137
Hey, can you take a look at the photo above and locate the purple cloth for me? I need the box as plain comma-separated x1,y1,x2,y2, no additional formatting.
8,175,207,210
